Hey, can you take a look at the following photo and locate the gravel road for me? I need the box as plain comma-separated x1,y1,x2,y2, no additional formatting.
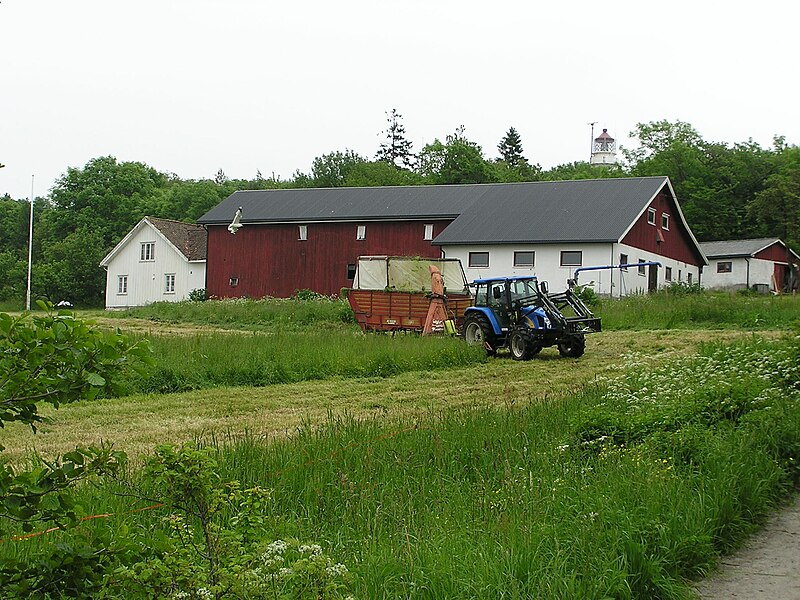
693,495,800,599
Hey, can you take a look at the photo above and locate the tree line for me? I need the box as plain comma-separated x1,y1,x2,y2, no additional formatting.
1,114,798,307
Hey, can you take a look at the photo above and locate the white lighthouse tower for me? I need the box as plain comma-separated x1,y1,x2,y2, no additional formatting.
590,128,617,166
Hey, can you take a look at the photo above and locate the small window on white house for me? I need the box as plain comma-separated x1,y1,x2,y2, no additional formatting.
469,252,490,268
620,253,628,270
423,224,434,241
356,225,366,240
560,251,582,267
647,208,656,225
638,259,646,276
140,242,155,261
661,213,670,230
164,273,176,294
687,272,693,284
514,251,535,267
298,225,307,241
717,261,732,273
117,275,128,295
665,266,673,281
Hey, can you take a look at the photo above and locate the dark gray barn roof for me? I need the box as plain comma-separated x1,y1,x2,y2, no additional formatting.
700,238,789,259
197,177,670,244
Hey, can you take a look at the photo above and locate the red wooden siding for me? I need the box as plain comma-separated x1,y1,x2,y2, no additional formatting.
206,220,452,298
620,190,704,265
754,242,790,263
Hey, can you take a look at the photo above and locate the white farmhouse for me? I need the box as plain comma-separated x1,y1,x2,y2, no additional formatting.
700,238,799,293
100,216,207,309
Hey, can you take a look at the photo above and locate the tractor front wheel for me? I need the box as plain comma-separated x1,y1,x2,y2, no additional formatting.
462,314,496,356
509,329,534,361
557,333,586,358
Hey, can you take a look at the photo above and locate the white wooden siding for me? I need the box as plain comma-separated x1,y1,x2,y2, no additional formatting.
701,257,775,291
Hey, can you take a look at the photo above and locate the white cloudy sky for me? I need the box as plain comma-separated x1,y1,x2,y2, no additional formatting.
1,0,797,200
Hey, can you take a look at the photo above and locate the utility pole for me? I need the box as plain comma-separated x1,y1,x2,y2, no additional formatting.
588,122,597,161
26,175,34,311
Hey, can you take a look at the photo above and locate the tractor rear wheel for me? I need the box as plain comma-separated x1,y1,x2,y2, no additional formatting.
557,333,586,358
462,314,496,356
509,329,534,361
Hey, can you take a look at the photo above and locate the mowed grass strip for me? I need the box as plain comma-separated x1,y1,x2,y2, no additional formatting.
2,329,769,463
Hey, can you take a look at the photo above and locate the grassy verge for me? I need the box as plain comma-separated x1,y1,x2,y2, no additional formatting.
596,290,800,330
4,333,799,598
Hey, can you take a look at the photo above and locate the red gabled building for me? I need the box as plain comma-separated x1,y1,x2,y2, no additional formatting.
197,177,707,299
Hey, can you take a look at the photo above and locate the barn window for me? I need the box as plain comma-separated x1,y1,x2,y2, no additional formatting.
140,242,155,261
229,277,239,287
647,208,656,225
469,252,489,268
346,263,356,280
117,275,128,294
665,266,672,281
638,259,646,276
423,224,434,240
717,261,732,273
514,251,535,267
298,225,307,240
560,251,582,267
164,273,176,293
620,253,628,270
661,213,670,230
356,225,366,240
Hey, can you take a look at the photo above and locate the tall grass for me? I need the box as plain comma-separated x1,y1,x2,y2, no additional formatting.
597,291,800,330
123,330,487,394
14,333,796,599
110,296,356,332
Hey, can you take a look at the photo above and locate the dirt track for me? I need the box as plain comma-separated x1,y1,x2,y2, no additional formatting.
694,495,800,599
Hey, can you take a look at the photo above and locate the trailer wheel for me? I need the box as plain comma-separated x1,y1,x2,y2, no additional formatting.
509,330,534,361
462,314,496,356
557,333,585,358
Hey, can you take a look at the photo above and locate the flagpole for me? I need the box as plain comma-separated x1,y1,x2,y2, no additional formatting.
26,175,34,311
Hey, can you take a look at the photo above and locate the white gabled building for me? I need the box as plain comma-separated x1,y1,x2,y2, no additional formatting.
99,216,207,309
433,177,707,296
700,238,800,293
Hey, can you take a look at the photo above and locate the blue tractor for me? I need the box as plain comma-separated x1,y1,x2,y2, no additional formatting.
462,276,601,359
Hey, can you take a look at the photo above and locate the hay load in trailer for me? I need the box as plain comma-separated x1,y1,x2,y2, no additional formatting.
347,256,473,333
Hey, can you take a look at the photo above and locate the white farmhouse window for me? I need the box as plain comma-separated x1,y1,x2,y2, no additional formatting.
469,252,489,268
117,275,128,294
423,224,434,240
647,208,656,226
560,251,582,267
638,259,646,276
141,242,155,261
298,225,308,240
356,225,366,240
165,273,176,293
717,261,732,273
514,251,535,267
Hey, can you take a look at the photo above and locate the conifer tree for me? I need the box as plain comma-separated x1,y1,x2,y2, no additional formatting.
376,109,415,168
498,126,527,167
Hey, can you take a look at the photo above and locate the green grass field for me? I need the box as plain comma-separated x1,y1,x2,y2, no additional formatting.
2,295,800,598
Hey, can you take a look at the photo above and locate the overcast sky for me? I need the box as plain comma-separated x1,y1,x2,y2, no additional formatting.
1,0,797,200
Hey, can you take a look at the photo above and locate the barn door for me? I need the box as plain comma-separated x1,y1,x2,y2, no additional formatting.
648,264,658,293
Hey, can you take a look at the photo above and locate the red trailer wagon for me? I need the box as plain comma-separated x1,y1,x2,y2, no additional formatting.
346,256,473,333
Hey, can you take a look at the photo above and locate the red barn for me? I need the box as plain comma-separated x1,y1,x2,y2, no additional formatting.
197,177,707,298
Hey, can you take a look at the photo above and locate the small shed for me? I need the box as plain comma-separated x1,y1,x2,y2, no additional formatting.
700,238,799,292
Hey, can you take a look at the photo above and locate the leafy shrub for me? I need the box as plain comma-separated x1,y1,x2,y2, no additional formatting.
189,288,208,302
